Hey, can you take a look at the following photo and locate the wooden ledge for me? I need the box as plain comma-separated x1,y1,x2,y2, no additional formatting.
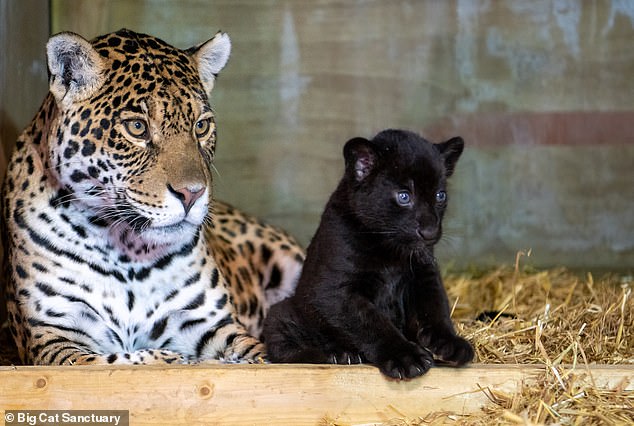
1,364,632,425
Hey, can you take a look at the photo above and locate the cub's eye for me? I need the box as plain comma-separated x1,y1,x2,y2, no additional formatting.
396,190,412,206
194,117,215,140
436,190,447,203
122,119,149,139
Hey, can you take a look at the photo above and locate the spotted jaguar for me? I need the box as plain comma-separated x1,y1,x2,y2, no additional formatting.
0,29,304,365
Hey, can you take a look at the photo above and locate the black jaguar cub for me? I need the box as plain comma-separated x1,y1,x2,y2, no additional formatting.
262,129,473,380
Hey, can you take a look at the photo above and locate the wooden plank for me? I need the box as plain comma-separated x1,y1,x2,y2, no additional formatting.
1,364,631,425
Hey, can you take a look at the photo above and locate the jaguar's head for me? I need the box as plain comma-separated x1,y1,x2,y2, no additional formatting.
44,29,231,260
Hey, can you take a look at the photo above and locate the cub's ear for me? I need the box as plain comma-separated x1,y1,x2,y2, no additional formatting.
190,31,231,97
343,137,378,182
437,136,464,177
47,32,106,105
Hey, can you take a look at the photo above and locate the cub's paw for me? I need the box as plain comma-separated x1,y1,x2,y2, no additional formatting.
376,342,433,380
419,330,474,366
328,351,363,365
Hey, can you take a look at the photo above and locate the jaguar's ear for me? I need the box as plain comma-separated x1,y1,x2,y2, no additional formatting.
437,136,464,177
190,31,231,97
344,137,378,182
47,32,106,105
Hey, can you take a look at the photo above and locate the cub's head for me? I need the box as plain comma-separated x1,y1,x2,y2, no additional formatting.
341,129,464,259
45,29,231,259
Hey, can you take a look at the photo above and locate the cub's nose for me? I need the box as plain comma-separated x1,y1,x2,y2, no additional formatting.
167,184,206,214
416,225,439,243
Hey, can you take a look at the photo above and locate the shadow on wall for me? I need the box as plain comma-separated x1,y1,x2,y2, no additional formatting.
1,108,19,176
0,109,20,324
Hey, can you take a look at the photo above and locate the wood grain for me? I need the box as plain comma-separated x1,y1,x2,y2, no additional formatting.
1,364,632,425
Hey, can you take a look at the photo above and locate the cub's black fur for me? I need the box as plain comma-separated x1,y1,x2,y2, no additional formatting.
262,129,474,380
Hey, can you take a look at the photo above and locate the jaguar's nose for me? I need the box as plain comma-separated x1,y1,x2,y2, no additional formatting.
167,183,206,215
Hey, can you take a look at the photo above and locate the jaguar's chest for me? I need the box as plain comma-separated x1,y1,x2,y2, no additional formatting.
73,263,211,352
10,181,214,333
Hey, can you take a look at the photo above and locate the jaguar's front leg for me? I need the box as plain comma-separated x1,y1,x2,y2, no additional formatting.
196,317,266,364
71,349,186,365
28,332,186,365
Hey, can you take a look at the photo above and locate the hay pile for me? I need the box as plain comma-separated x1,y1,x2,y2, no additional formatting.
451,265,631,366
398,256,633,425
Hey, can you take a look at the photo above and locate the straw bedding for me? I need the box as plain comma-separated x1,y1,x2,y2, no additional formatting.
2,258,632,424
436,261,632,425
369,255,633,425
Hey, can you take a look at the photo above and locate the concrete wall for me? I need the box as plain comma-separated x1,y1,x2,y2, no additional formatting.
2,0,632,271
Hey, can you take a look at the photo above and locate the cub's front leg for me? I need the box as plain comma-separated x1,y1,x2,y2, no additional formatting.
408,265,474,366
321,290,434,380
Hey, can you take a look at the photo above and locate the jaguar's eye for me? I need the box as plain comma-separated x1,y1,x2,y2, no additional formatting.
436,190,447,203
194,117,215,140
122,119,149,139
396,190,412,206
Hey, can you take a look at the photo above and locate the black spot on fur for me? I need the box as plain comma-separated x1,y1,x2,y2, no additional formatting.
150,317,168,340
70,170,88,182
32,263,48,273
35,282,57,296
184,292,205,310
215,294,228,310
16,265,28,279
70,223,87,238
260,244,272,264
87,166,100,179
180,318,206,330
165,289,179,301
183,272,201,287
210,268,219,288
267,265,282,289
50,187,73,208
108,37,121,47
63,140,80,159
82,139,96,156
127,291,135,311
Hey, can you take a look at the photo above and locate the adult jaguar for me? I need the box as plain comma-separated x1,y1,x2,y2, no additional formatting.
1,29,304,365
